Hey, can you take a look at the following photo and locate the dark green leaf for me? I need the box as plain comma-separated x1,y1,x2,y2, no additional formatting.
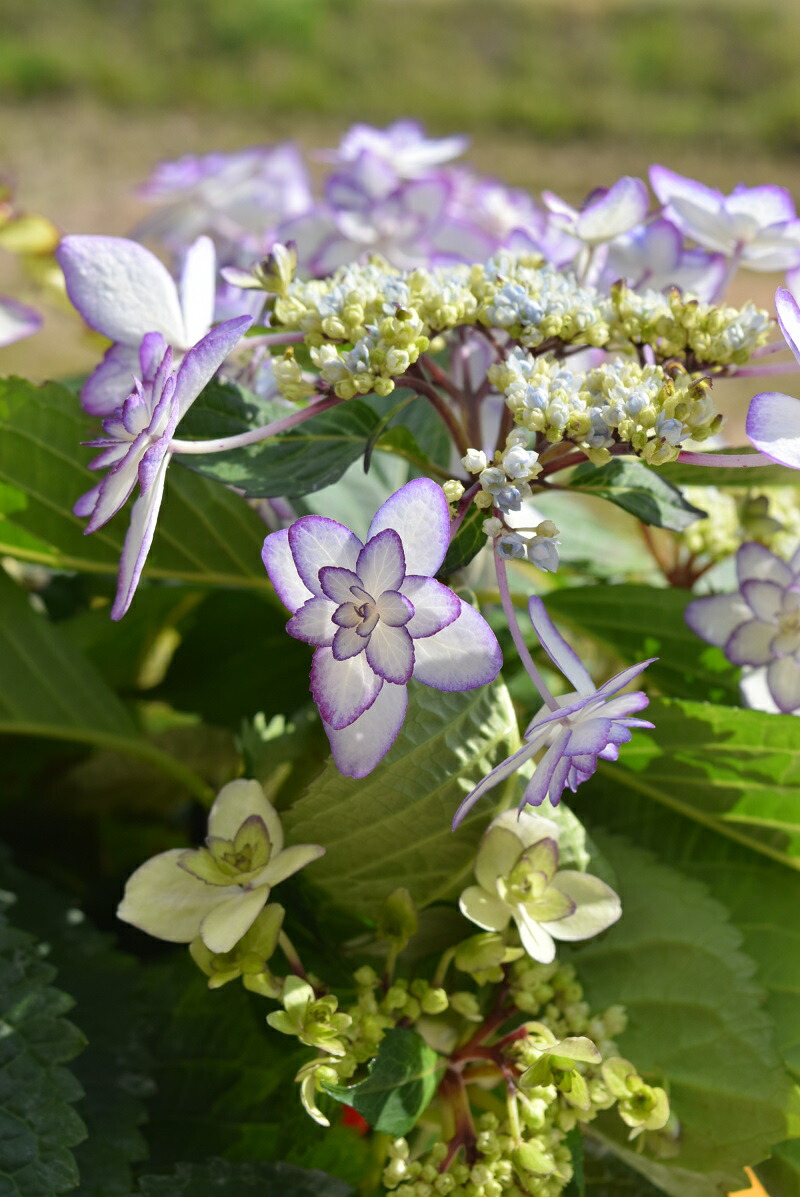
177,383,381,498
284,678,518,917
544,585,741,704
0,894,86,1195
568,459,706,531
438,503,486,577
324,1029,443,1135
756,1139,800,1196
0,377,270,589
569,835,796,1196
134,1159,354,1197
582,1142,666,1195
593,697,800,868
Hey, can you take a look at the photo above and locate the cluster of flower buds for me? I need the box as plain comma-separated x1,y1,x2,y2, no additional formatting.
678,486,800,563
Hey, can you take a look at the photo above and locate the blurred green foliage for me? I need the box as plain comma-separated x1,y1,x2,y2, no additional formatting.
2,0,800,154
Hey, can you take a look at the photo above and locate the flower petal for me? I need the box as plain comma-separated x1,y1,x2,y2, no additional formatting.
521,727,572,808
459,886,511,932
725,619,776,666
593,658,656,701
452,740,539,829
110,452,170,620
289,516,363,597
262,528,313,613
474,826,526,892
400,576,460,638
286,595,337,646
746,391,800,470
81,343,142,417
259,843,325,887
685,592,751,647
57,234,187,345
208,779,284,853
376,590,414,627
767,656,800,713
356,528,406,595
514,907,556,963
179,235,216,345
172,314,252,419
545,871,621,941
527,596,594,695
200,886,269,954
310,646,382,730
741,579,784,623
324,680,408,778
366,623,414,684
367,478,450,576
489,809,561,851
737,541,794,588
577,176,649,244
319,565,365,604
332,624,368,660
776,286,800,368
117,848,233,942
412,601,502,690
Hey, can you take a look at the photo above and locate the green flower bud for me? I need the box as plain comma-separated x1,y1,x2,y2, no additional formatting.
377,887,418,949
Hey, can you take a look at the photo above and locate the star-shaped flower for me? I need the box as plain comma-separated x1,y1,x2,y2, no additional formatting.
686,540,800,714
117,779,324,954
263,478,503,778
453,597,654,825
75,313,251,619
459,809,621,963
57,233,219,415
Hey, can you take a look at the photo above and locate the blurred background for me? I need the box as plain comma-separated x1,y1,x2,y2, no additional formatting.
2,0,800,389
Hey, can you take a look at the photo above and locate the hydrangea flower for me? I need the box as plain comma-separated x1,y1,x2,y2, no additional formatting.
686,540,800,714
57,233,218,415
459,810,621,963
650,166,800,270
601,218,726,301
75,314,251,619
117,780,324,953
320,120,468,178
263,478,503,778
0,296,41,346
746,288,800,469
543,177,650,248
453,597,654,825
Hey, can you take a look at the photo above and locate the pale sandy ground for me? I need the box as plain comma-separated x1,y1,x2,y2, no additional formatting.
2,99,798,436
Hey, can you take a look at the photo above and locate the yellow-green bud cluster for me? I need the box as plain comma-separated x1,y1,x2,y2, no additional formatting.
679,486,800,562
610,282,772,368
491,349,720,466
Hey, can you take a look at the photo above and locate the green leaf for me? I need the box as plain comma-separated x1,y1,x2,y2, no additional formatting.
0,568,211,799
438,503,486,577
283,678,519,917
177,380,381,498
660,454,800,489
0,893,87,1195
0,376,269,589
568,459,706,530
134,1159,354,1196
0,851,151,1195
582,1142,666,1195
568,835,795,1196
323,1029,443,1135
544,585,741,704
757,1139,800,1196
593,697,800,868
142,960,371,1187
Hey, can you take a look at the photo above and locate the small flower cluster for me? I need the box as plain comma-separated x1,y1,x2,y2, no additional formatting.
610,282,772,368
462,434,543,514
491,349,719,467
679,486,800,563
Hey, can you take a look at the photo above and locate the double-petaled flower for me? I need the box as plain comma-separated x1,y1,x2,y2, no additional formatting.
263,478,503,778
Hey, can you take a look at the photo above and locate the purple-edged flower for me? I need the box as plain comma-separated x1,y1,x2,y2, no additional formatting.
57,234,218,416
543,177,650,247
686,540,800,714
601,218,726,301
650,166,800,270
320,120,468,179
453,597,654,826
0,296,41,346
746,288,800,469
75,314,251,620
263,478,503,778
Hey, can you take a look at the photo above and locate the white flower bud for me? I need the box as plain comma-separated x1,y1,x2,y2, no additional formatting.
462,448,488,474
482,517,504,537
442,479,464,503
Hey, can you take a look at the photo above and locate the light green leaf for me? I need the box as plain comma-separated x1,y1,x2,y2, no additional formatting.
594,697,800,868
568,459,706,530
544,585,740,704
0,376,269,589
569,835,795,1196
177,379,381,498
134,1159,355,1196
283,678,519,917
0,568,211,799
0,895,87,1195
324,1029,444,1135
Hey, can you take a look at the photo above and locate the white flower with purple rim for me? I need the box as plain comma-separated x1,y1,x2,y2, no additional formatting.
459,810,621,964
320,120,469,179
75,313,251,620
746,288,800,469
542,177,650,247
601,218,726,301
686,540,800,714
262,478,503,779
650,166,800,270
453,596,654,826
0,296,41,347
57,233,219,416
